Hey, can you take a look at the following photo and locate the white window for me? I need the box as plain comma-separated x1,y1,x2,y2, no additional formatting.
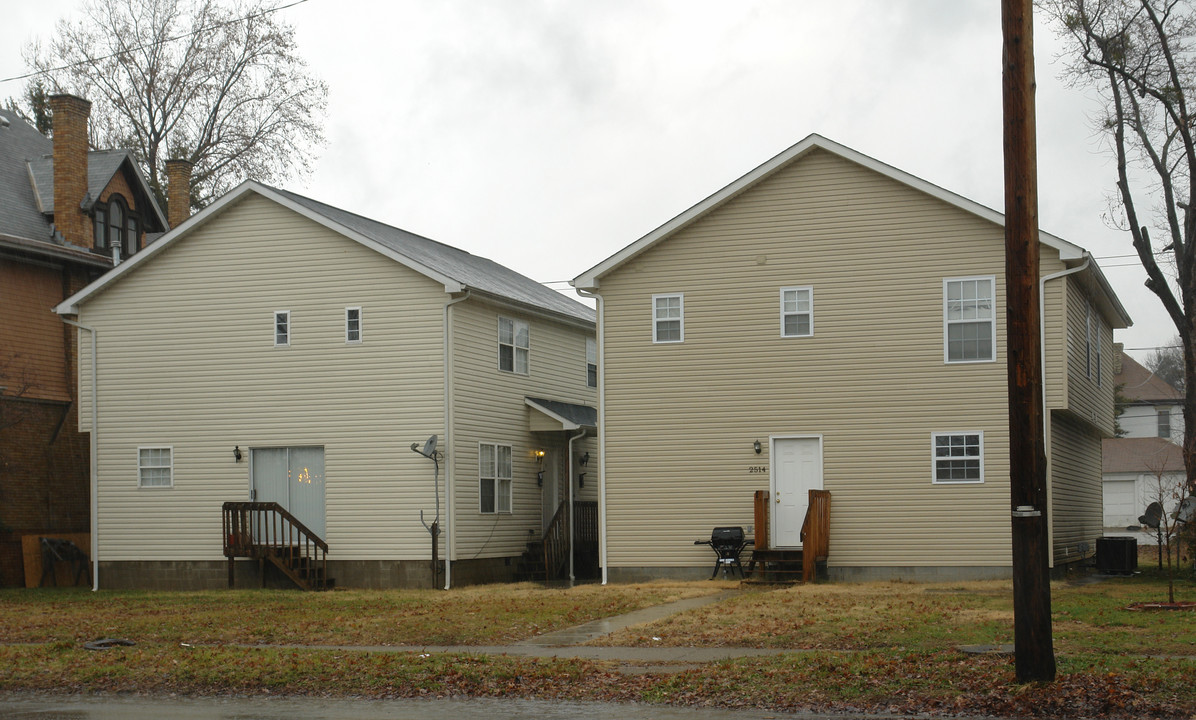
586,337,597,388
346,306,362,344
138,446,173,488
1159,410,1171,439
653,294,684,343
944,277,995,363
932,432,984,484
479,442,512,513
1095,311,1102,386
780,286,813,338
498,317,529,374
274,310,290,347
1085,303,1093,378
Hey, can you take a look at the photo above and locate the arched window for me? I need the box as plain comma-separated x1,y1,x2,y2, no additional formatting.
92,195,140,259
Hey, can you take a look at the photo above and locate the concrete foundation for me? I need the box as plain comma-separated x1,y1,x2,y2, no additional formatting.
607,564,1015,583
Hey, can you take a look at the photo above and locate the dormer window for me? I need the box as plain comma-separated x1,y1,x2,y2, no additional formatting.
93,195,140,259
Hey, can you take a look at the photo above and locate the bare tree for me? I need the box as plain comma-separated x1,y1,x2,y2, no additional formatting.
1041,0,1196,494
1139,456,1190,602
0,353,35,434
1146,334,1186,392
22,0,327,211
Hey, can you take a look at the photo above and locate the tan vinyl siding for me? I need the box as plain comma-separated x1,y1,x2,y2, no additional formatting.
1050,411,1103,563
599,149,1026,570
1063,278,1116,435
78,194,448,561
447,299,597,560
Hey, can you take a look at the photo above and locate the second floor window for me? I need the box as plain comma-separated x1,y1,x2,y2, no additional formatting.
1159,409,1171,438
499,317,529,374
586,337,597,388
346,307,362,343
274,311,290,347
780,286,813,337
93,195,139,258
944,277,995,363
653,294,683,343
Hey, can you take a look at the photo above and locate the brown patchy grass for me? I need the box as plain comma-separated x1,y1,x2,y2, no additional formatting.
591,573,1196,656
0,581,714,646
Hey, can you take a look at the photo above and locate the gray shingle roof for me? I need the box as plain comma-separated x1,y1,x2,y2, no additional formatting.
271,186,595,325
27,150,138,214
0,109,54,243
526,397,597,428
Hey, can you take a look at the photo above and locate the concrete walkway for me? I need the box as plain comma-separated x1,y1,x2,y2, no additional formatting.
258,589,797,673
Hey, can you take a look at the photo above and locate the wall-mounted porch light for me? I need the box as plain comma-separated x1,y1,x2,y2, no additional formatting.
579,452,589,466
753,439,762,454
234,445,243,462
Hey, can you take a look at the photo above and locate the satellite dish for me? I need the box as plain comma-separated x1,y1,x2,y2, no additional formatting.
414,434,437,458
1139,501,1163,529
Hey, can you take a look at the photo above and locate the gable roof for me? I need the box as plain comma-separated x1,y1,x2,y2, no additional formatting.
56,180,596,326
1103,437,1184,474
571,133,1131,327
1116,352,1182,404
0,109,168,244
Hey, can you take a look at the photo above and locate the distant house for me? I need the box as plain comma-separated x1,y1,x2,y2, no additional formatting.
574,134,1131,582
1102,349,1186,533
55,181,597,590
0,96,172,587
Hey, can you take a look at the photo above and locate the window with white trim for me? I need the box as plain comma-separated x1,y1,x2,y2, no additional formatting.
498,317,529,374
479,442,512,513
944,277,995,363
1158,410,1171,439
932,432,983,484
586,337,597,388
1095,310,1103,386
780,286,813,337
653,294,683,343
1085,303,1093,378
138,446,173,488
274,311,290,347
346,307,362,343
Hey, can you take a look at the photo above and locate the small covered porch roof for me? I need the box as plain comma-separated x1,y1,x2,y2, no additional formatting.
525,397,597,433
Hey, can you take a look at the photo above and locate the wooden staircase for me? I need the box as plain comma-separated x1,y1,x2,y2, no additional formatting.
223,502,334,591
745,489,830,583
515,500,599,582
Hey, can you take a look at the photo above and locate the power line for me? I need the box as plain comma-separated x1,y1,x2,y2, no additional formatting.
0,0,311,86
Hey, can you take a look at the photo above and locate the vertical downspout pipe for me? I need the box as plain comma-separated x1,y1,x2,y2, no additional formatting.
576,288,606,585
442,291,470,590
61,318,98,591
567,428,587,585
1038,252,1091,558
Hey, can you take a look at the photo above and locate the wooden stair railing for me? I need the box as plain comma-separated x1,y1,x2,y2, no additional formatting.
222,502,330,591
542,501,570,580
799,489,831,583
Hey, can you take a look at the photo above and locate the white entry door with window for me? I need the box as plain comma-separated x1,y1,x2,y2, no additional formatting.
770,436,823,548
251,446,326,539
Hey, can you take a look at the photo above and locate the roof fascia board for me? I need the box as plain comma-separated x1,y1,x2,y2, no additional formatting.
525,398,582,430
466,288,596,331
1073,256,1133,328
573,133,1085,289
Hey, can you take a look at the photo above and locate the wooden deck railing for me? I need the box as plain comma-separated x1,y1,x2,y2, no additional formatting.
541,500,599,580
799,490,831,582
222,502,329,590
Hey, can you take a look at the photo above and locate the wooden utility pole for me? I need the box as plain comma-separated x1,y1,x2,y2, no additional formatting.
1002,0,1057,683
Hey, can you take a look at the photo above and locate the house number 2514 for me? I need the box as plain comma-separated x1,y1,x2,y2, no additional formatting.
747,466,768,474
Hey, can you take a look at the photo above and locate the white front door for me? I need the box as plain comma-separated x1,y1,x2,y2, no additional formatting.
771,436,823,548
251,446,326,539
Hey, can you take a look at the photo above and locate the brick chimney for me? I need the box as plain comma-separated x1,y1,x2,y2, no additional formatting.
166,158,193,229
49,94,92,249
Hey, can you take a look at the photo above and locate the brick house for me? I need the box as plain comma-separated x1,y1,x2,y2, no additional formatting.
0,95,171,586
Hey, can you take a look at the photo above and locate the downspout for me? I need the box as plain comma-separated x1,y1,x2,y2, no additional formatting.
1038,252,1091,566
577,287,606,584
442,290,471,590
566,427,587,586
61,318,98,591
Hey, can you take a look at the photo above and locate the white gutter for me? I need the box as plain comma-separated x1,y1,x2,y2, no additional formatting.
60,318,98,592
1038,252,1091,567
577,288,607,585
442,291,471,589
566,427,587,585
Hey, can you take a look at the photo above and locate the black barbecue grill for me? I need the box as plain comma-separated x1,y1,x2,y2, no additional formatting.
694,526,753,579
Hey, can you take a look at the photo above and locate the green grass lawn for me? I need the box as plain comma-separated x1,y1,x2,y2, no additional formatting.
1,569,1193,718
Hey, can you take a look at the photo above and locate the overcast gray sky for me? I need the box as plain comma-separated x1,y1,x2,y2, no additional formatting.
0,0,1177,357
